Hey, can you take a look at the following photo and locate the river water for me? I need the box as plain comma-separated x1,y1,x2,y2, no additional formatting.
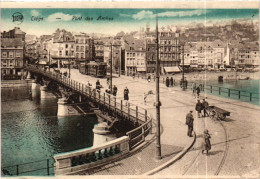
1,86,97,176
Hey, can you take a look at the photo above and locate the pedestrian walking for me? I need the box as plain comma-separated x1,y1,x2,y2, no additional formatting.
147,75,151,82
144,92,147,104
195,100,203,118
196,86,201,98
202,129,211,156
124,86,129,101
29,90,32,101
166,77,170,87
202,98,209,117
112,85,117,96
170,77,173,87
132,73,135,79
185,110,194,137
96,80,101,90
107,77,110,85
192,83,196,97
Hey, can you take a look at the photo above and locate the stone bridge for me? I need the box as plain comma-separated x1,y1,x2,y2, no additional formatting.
26,66,153,175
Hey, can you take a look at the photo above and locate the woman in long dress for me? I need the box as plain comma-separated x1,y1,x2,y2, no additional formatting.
202,129,211,156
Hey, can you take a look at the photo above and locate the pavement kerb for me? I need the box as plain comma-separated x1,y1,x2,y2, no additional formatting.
142,130,197,176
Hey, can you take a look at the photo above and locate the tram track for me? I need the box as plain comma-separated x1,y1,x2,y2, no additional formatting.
214,119,229,175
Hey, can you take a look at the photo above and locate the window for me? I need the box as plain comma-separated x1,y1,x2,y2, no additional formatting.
59,51,62,56
133,53,135,57
168,41,171,44
2,52,7,58
81,46,84,52
66,51,69,56
66,44,68,48
76,53,79,58
71,51,74,56
9,60,14,67
81,53,84,58
71,45,74,48
16,52,21,57
2,60,7,67
76,39,79,43
9,52,14,58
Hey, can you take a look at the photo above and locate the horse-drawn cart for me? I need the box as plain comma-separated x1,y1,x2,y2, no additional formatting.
207,105,230,120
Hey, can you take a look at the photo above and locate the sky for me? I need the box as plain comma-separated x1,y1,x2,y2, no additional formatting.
1,8,259,36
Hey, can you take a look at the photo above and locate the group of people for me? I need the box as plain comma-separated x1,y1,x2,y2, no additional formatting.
186,110,211,156
165,77,174,87
195,98,209,118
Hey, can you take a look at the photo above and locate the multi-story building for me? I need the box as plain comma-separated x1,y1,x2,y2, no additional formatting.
158,29,181,73
236,42,259,68
145,39,156,73
125,39,146,75
1,38,25,79
112,40,122,73
94,40,104,62
51,29,75,67
74,33,89,64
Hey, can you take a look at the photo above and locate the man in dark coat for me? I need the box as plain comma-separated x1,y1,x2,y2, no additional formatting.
96,80,101,90
202,98,209,117
195,100,203,118
186,110,194,137
196,86,201,97
112,85,117,96
166,77,170,87
124,86,129,101
170,77,173,87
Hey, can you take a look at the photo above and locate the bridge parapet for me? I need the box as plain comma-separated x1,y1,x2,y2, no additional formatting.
54,136,130,175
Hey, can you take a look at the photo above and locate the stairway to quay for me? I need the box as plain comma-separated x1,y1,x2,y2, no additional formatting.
25,67,260,177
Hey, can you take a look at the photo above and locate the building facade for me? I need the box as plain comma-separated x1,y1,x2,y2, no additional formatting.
1,38,25,79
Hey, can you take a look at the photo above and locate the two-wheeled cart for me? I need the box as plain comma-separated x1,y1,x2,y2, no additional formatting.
207,105,230,120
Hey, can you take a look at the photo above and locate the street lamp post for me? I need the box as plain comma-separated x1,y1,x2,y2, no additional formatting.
48,50,51,72
182,44,185,88
68,58,71,78
155,15,162,160
110,43,113,93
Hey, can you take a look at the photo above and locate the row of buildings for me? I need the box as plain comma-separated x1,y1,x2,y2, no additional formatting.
1,25,259,79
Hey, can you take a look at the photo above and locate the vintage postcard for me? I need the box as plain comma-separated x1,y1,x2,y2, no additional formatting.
1,1,260,178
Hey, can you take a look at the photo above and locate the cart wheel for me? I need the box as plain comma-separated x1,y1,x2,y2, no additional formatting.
209,110,216,119
220,114,226,120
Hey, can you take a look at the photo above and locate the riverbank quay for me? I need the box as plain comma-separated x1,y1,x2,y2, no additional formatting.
1,80,32,88
68,69,260,177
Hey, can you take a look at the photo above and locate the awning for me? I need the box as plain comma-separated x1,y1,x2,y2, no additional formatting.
190,64,198,68
163,66,180,73
137,67,146,72
39,59,48,65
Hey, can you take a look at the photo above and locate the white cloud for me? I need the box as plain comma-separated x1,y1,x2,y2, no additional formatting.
131,9,209,20
133,10,155,20
47,12,74,22
31,10,40,16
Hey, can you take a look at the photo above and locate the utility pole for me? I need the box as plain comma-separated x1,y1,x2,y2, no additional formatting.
110,43,113,93
155,14,162,160
182,44,184,85
48,50,50,72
